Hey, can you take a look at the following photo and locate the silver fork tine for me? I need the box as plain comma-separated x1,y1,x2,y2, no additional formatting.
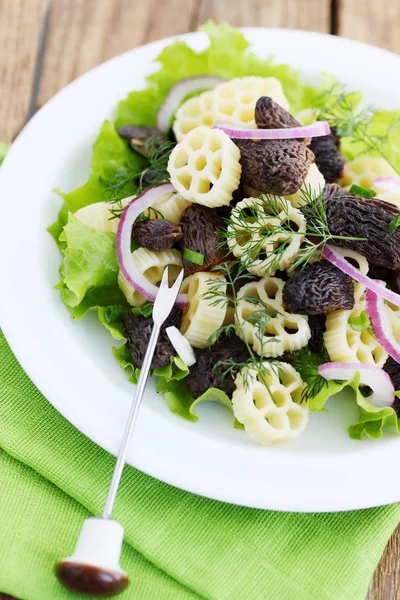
153,267,184,325
101,266,185,519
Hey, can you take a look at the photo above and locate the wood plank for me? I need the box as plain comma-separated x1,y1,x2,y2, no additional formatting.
37,0,198,108
367,525,400,600
339,0,400,54
197,0,331,32
0,0,48,142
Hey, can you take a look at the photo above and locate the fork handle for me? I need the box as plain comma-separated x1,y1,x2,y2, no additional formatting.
102,323,161,519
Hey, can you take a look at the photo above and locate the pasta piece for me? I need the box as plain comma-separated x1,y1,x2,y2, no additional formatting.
118,248,182,307
286,163,325,208
173,91,214,142
74,196,133,232
180,272,227,348
167,126,241,208
372,183,400,208
235,278,310,357
142,190,191,224
232,362,309,444
324,299,387,367
227,196,306,276
212,77,289,128
340,156,397,190
329,247,369,302
294,108,320,126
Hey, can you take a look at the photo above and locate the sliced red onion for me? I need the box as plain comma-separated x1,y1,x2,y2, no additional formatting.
318,362,394,408
213,120,330,140
116,184,188,308
157,76,224,132
366,281,400,363
323,245,400,308
166,326,196,367
373,177,400,193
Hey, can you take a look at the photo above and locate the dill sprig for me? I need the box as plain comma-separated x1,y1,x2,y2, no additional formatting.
222,185,365,278
316,82,400,174
202,262,280,390
289,345,331,402
100,135,175,203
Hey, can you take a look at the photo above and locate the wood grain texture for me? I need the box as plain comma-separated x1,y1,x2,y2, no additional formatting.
0,0,48,141
198,0,331,31
339,0,400,54
367,525,400,600
37,0,198,108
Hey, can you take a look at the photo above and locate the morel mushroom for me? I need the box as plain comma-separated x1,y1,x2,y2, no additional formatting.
186,336,250,398
123,307,182,369
323,184,400,269
383,357,400,409
308,314,327,353
132,219,183,252
283,260,354,314
235,138,314,196
117,125,163,148
179,204,228,276
255,96,302,130
310,130,345,183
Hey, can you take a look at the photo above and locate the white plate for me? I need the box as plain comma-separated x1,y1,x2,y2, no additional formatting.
1,29,400,512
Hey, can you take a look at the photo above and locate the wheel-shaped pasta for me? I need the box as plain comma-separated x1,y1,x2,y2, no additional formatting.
227,196,306,276
286,163,325,208
329,247,369,302
118,248,182,307
324,300,387,367
235,278,310,357
173,91,214,142
74,196,133,232
212,76,289,128
167,126,241,207
142,190,191,224
232,362,309,444
180,272,227,348
340,156,397,190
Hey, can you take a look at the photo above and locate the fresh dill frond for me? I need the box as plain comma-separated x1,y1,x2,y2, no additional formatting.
100,135,175,206
289,346,331,403
316,82,400,174
222,185,365,277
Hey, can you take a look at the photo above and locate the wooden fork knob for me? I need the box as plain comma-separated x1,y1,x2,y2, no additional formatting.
56,561,129,596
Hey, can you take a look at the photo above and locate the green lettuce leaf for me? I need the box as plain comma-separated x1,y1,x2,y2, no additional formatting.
112,343,141,384
0,142,11,165
153,355,190,382
116,21,318,128
60,121,144,213
155,377,234,423
57,214,119,308
309,372,400,440
47,201,69,250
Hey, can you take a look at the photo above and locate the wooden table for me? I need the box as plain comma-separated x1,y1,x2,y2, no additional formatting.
1,0,399,598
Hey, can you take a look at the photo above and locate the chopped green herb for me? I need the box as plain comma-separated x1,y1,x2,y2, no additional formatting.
388,214,400,233
183,249,205,265
349,184,377,198
348,310,372,333
131,302,153,318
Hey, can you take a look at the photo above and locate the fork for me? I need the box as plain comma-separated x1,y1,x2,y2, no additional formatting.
55,266,185,597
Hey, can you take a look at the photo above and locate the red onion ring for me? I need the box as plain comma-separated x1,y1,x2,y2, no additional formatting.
213,120,330,140
373,176,400,193
157,76,224,132
318,362,394,408
366,281,400,363
116,184,188,308
323,245,400,308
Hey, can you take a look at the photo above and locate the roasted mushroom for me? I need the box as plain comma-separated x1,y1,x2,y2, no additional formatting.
179,204,228,276
308,314,327,353
255,96,302,130
390,271,400,295
117,125,163,148
309,130,345,183
132,219,183,252
123,307,182,369
235,138,315,196
383,357,400,411
323,184,400,269
186,336,250,398
283,260,354,315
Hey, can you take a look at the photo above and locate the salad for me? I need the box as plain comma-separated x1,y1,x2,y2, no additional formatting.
49,22,400,445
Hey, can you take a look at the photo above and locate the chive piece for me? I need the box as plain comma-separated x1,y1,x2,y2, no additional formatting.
349,184,377,198
132,302,153,318
388,214,400,233
183,249,205,265
348,310,371,333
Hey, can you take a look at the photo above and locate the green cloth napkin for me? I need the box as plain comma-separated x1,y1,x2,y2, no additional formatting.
1,330,400,600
